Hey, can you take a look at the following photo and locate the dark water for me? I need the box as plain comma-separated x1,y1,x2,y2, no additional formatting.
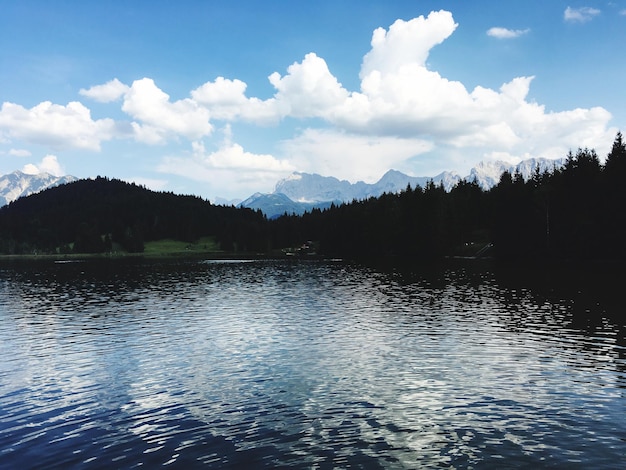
0,258,624,469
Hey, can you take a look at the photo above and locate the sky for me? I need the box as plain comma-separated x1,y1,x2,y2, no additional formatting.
1,1,625,202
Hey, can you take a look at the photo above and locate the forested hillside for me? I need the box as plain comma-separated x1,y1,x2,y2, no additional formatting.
1,133,625,262
0,177,267,255
270,132,626,263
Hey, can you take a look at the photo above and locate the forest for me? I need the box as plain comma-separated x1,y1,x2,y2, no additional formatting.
271,132,626,262
0,177,268,255
0,132,624,263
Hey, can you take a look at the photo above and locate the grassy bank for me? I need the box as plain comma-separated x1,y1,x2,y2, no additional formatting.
142,236,220,257
0,236,239,261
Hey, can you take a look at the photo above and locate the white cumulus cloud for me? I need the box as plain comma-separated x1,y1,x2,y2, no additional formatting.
79,78,130,102
281,129,433,183
361,10,458,78
191,76,280,123
268,53,350,119
9,148,32,157
122,78,213,144
564,6,601,23
22,154,64,176
189,139,292,172
487,27,530,39
0,101,116,150
191,77,250,120
21,163,40,175
157,131,295,199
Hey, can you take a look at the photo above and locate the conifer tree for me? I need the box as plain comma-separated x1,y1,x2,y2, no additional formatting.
604,131,626,175
601,131,626,259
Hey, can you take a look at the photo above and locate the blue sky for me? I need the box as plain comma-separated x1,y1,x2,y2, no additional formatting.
1,1,625,201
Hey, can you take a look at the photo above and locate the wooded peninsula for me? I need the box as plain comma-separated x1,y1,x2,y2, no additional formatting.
1,133,625,264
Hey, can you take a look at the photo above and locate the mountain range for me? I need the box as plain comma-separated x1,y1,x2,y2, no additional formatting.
240,157,566,218
0,171,77,206
0,157,565,219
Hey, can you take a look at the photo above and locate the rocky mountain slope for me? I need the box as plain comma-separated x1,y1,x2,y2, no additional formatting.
0,171,77,206
241,157,566,218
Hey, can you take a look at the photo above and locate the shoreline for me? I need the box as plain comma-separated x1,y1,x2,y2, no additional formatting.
0,250,318,263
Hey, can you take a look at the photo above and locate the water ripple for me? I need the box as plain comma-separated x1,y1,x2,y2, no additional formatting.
0,259,625,468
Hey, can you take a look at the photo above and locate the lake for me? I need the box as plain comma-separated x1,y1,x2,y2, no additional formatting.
0,258,624,468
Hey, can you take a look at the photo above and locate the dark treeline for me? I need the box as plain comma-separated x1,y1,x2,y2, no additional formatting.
0,133,624,262
0,177,267,255
269,132,626,263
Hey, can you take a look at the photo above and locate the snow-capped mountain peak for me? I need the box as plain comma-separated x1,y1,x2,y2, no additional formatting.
243,157,566,217
274,172,357,203
468,161,511,189
0,170,77,206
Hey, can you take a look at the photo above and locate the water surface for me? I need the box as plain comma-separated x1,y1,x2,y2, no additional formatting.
0,259,624,468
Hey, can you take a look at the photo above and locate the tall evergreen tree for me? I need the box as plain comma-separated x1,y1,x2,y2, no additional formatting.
600,131,626,259
604,131,626,175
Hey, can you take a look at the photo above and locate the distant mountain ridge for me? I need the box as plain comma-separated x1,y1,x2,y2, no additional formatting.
0,171,77,206
238,192,337,217
273,169,462,203
0,157,566,218
467,158,565,190
241,157,566,218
